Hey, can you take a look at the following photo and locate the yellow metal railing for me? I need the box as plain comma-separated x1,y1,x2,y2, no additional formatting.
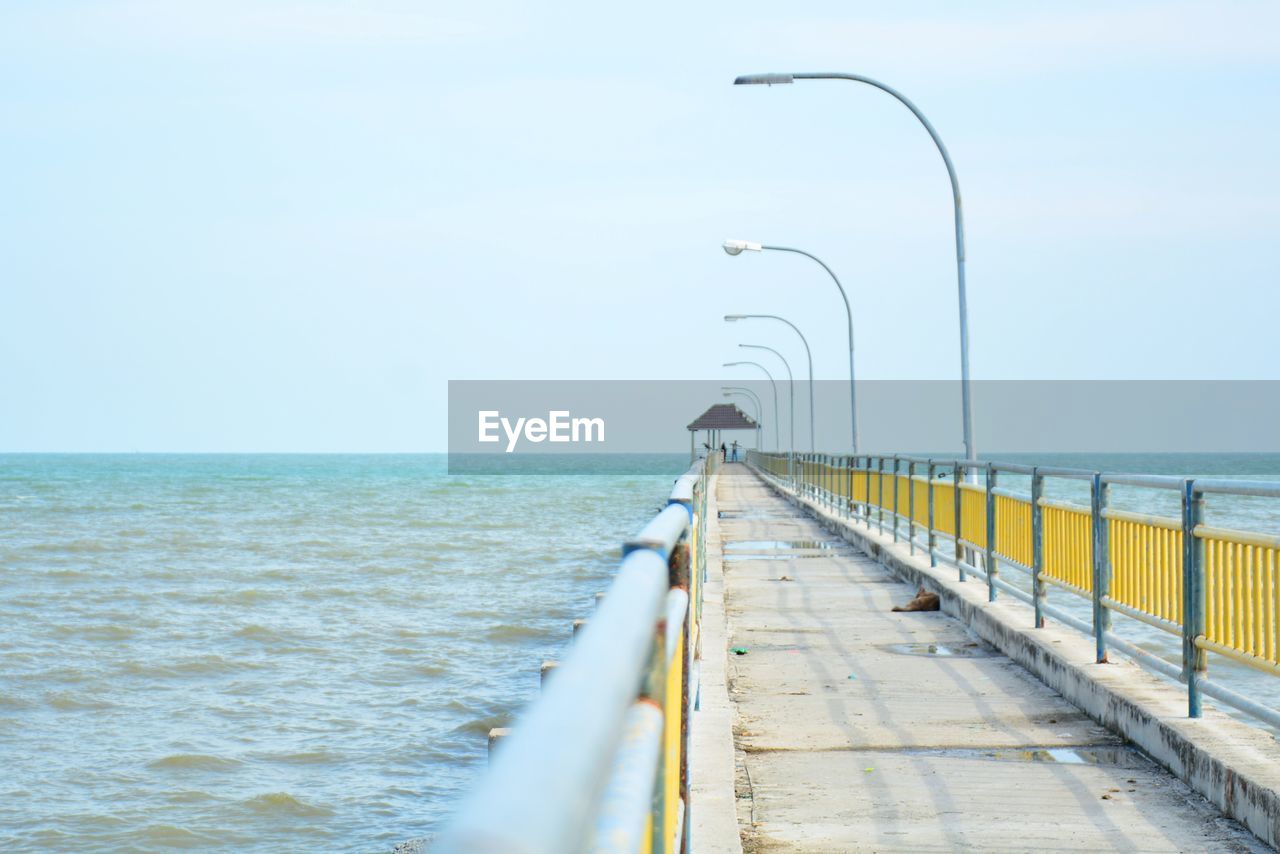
1200,528,1280,672
994,492,1033,569
1042,500,1092,594
744,450,1280,728
932,478,957,537
1108,510,1182,630
911,475,929,528
959,482,987,550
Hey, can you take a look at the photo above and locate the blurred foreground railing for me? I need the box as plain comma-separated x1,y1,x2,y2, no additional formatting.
434,455,714,854
749,450,1280,730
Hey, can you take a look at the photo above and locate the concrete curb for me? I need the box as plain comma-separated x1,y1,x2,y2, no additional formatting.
755,470,1280,850
690,473,744,854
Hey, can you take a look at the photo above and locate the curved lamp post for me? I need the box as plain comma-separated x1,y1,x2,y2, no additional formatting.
724,248,852,453
738,343,800,454
726,314,815,452
733,71,975,462
721,385,765,445
723,362,779,452
721,389,763,451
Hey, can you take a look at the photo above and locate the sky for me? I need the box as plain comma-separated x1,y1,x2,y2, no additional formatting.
2,1,1278,452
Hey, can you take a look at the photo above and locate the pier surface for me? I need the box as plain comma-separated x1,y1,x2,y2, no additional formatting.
712,464,1263,852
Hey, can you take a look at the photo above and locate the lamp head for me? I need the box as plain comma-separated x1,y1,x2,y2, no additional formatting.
722,239,762,256
723,314,746,322
734,73,795,86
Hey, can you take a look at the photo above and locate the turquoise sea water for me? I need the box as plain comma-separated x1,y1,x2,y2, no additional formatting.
0,454,681,851
2,452,1279,850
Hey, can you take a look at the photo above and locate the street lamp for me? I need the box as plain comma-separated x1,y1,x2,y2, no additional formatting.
724,243,855,453
723,362,778,452
721,389,762,451
726,314,815,452
737,344,798,454
732,71,976,462
721,385,764,445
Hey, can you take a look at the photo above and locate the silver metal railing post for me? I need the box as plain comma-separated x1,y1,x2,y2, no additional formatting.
927,460,937,567
865,453,875,527
877,456,885,534
953,461,965,582
822,454,828,507
907,460,916,555
1182,479,1207,717
985,462,998,602
1031,467,1046,628
1091,472,1110,663
891,456,900,543
846,456,853,519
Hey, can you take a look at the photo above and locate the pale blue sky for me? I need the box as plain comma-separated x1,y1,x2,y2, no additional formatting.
2,1,1278,451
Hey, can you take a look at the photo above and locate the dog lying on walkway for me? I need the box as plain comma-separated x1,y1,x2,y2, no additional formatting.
892,585,940,612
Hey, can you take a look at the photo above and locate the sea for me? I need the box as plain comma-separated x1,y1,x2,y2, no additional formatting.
0,454,679,851
2,452,1278,851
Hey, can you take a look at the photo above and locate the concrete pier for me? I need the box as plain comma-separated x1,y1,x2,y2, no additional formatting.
697,464,1270,852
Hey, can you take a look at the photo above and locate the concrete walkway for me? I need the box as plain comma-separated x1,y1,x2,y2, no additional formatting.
716,464,1263,853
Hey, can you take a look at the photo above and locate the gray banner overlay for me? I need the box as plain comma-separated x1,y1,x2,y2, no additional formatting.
448,380,1280,474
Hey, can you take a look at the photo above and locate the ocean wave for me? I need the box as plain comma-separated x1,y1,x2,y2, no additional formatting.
37,568,96,581
28,539,112,554
357,563,413,577
118,655,261,678
258,750,342,765
45,691,114,710
455,608,502,620
232,624,285,643
70,624,136,641
0,693,35,710
242,792,334,817
134,823,220,846
147,753,243,772
299,587,360,600
166,789,220,804
484,623,556,643
450,712,510,737
381,646,417,657
230,588,272,605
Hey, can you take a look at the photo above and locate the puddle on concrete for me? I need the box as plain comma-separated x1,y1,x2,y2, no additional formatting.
724,553,835,562
725,540,840,551
882,642,997,658
718,511,793,520
909,746,1151,769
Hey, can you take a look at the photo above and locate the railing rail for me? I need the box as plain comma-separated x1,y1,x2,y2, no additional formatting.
747,450,1280,730
435,455,714,853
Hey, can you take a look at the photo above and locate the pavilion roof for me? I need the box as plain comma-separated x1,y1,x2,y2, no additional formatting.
686,403,758,431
